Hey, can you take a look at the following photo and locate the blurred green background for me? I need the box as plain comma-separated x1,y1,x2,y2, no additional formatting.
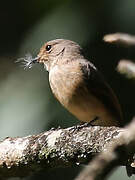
1,0,135,179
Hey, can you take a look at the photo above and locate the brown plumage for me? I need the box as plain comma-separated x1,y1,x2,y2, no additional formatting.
37,39,123,126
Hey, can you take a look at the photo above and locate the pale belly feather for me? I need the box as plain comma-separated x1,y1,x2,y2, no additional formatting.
49,64,117,126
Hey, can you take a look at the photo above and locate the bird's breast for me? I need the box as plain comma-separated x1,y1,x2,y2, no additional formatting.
49,63,118,126
49,63,83,107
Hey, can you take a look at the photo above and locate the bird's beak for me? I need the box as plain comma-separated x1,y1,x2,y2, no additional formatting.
37,55,49,64
30,56,39,64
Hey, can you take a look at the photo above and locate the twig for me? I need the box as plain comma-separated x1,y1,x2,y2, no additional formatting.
103,33,135,46
75,119,135,180
117,60,135,79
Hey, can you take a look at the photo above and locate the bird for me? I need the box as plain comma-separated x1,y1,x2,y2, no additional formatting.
21,39,123,127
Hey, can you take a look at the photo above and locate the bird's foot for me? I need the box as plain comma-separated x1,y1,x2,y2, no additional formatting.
69,117,99,132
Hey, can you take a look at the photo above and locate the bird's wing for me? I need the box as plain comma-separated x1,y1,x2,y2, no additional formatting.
80,60,123,126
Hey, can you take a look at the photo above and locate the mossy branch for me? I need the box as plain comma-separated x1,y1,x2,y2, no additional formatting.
0,122,134,179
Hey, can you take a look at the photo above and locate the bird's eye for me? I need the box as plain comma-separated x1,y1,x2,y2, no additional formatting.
46,45,52,52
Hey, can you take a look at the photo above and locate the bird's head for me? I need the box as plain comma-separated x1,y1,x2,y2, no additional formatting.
37,39,82,71
17,39,82,71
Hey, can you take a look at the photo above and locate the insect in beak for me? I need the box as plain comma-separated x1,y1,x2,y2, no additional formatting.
16,53,39,69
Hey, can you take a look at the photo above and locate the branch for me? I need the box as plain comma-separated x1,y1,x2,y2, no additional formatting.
0,125,123,179
103,33,135,79
117,60,135,79
75,119,135,180
103,33,135,46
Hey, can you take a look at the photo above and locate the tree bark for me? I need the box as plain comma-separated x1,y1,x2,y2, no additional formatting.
0,121,134,179
0,125,123,179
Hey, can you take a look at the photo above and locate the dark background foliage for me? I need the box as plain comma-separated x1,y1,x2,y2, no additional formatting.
0,0,135,179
